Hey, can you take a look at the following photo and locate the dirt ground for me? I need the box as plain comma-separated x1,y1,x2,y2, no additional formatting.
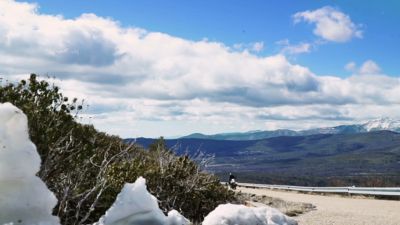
238,187,400,225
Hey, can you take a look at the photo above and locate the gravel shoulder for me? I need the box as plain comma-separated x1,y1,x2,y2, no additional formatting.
239,187,400,225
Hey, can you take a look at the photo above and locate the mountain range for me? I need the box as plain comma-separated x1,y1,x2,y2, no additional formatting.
128,118,400,186
180,118,400,140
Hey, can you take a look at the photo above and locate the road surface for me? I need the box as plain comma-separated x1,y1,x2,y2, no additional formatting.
239,187,400,225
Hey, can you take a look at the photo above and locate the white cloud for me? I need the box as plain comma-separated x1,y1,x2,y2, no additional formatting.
0,0,399,137
345,61,356,72
293,6,362,42
278,39,312,55
359,60,381,75
232,41,264,53
251,42,264,52
345,60,382,75
0,0,322,106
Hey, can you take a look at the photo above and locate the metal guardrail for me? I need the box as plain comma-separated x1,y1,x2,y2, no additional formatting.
237,182,400,196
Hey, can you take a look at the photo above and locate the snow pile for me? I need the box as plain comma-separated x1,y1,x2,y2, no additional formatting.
202,203,297,225
0,103,60,225
166,210,190,225
95,177,190,225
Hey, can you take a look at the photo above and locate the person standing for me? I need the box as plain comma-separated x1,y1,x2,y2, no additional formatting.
229,173,235,182
228,173,237,189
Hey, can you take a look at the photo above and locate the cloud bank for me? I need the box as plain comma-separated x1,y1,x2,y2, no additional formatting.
0,0,399,137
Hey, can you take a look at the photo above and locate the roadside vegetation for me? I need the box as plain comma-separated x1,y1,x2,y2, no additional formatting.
0,74,235,224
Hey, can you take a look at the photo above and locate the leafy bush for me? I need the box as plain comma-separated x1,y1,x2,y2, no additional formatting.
0,74,234,224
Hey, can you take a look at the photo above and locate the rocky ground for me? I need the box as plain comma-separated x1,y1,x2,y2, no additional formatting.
235,191,315,217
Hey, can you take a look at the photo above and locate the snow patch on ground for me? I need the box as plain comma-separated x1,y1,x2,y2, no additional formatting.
0,102,60,225
95,177,189,225
202,203,298,225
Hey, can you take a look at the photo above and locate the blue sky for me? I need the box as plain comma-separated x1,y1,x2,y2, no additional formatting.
1,0,400,137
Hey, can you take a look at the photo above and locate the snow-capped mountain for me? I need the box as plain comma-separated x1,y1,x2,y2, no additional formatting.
180,118,400,140
361,118,400,132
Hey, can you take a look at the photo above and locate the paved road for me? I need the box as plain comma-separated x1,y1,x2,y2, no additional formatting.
239,187,400,225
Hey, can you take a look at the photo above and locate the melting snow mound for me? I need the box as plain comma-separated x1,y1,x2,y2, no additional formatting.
202,203,298,225
95,176,189,225
0,103,60,225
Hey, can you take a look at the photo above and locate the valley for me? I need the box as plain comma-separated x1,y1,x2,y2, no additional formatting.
130,130,400,186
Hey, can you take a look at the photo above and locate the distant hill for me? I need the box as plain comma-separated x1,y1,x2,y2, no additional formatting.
181,129,298,140
180,118,400,141
128,130,400,186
